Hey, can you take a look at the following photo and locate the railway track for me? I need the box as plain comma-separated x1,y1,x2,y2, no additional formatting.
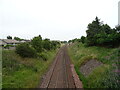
40,45,82,88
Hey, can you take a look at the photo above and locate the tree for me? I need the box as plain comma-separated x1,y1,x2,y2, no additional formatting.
51,41,60,49
61,41,67,44
72,38,78,43
31,35,42,53
85,17,120,47
76,39,81,42
86,17,102,45
81,36,86,43
115,25,120,33
42,39,51,50
7,36,12,39
14,37,22,41
16,43,36,58
68,40,72,43
101,24,112,34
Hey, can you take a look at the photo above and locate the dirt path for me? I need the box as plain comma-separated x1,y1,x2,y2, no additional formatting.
40,45,83,88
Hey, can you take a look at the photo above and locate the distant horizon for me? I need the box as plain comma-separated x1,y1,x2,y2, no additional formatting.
1,36,64,41
0,0,119,41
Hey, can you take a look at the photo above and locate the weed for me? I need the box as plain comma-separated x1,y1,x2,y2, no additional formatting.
2,49,57,88
68,42,119,88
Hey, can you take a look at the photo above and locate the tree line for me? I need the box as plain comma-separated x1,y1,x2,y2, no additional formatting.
7,36,24,41
69,17,120,48
16,35,60,59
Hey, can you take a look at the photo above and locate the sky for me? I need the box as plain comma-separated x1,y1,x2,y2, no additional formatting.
0,0,120,41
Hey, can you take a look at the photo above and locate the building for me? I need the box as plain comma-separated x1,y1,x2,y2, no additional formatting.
118,1,120,25
0,39,7,46
1,39,20,46
0,39,28,49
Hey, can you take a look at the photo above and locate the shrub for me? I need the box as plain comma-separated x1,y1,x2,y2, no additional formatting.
16,43,36,58
31,35,42,53
39,52,48,61
85,17,120,47
42,39,51,50
4,44,14,49
51,41,60,50
81,36,86,44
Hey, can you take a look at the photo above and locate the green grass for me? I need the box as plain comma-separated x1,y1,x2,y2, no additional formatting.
2,49,58,88
68,42,120,88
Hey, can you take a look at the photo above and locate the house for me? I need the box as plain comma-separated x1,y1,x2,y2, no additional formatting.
2,39,21,46
0,39,28,49
0,39,7,46
0,39,31,49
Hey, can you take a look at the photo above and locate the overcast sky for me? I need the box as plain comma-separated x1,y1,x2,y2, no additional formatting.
0,0,119,41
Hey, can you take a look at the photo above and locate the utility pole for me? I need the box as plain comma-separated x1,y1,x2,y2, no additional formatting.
118,1,120,25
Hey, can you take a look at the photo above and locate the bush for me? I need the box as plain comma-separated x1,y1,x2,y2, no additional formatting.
4,44,14,49
16,43,36,58
81,36,86,43
85,17,120,47
51,41,60,50
39,52,48,61
31,35,42,53
42,39,51,50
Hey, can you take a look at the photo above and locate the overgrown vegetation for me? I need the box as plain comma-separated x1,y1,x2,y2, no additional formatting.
2,49,58,88
3,35,60,88
69,17,120,48
16,43,37,58
4,44,14,49
14,37,24,41
86,17,120,47
31,35,43,53
68,42,120,88
68,17,120,88
16,35,60,58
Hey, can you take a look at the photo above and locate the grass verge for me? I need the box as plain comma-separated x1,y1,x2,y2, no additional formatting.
68,43,120,88
2,49,58,88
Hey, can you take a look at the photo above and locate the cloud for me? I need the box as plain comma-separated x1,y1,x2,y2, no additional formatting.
0,0,119,40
